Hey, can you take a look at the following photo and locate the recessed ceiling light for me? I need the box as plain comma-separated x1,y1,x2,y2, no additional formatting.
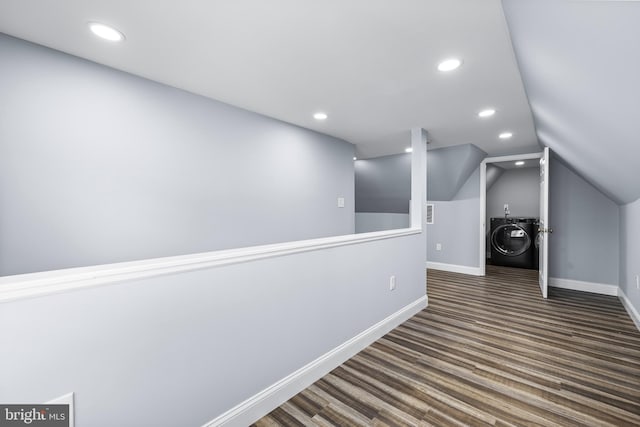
88,22,125,42
478,109,496,118
515,161,525,166
313,112,328,120
405,147,413,153
499,132,513,139
353,157,357,161
437,58,462,72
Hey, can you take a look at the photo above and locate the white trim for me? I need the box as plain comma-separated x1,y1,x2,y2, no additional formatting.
426,261,483,276
479,161,487,276
203,295,428,427
0,228,421,304
484,152,543,164
618,288,640,332
410,128,428,229
538,147,550,298
548,277,618,296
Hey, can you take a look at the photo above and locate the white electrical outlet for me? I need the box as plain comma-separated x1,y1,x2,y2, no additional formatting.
436,243,442,251
389,275,396,291
636,275,639,290
337,197,345,208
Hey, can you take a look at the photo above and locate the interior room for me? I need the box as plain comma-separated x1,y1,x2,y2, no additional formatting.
485,159,541,272
1,1,639,426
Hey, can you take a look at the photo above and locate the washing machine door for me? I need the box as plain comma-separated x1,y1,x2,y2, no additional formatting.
491,224,532,257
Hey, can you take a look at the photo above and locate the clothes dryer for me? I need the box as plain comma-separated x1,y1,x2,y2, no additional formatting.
490,217,538,269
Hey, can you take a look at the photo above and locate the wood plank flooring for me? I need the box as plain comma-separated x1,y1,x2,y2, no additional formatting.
253,266,640,426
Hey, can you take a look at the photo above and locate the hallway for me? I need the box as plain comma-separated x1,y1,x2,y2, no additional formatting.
255,266,640,426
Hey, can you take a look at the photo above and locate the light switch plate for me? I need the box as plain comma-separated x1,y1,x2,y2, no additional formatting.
337,197,345,208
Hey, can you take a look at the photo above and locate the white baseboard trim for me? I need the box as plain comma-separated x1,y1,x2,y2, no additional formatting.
619,289,640,332
203,295,428,427
548,277,618,296
426,261,483,276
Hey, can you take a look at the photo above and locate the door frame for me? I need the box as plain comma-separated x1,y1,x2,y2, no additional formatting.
478,152,543,277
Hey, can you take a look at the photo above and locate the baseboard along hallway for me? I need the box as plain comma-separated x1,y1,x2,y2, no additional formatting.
254,266,640,426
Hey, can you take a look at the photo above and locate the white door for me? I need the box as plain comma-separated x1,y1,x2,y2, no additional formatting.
538,147,550,298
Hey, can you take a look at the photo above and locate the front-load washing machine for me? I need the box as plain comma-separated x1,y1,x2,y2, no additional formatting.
490,217,538,269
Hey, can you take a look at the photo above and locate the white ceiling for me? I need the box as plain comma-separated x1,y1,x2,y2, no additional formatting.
493,160,537,170
0,0,539,159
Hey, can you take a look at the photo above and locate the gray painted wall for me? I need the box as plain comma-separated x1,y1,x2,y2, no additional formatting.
549,158,619,285
427,144,486,201
354,147,484,265
486,164,505,191
620,198,640,316
487,167,539,219
355,213,410,233
427,167,480,267
354,154,411,214
0,232,427,427
425,144,484,268
0,34,354,276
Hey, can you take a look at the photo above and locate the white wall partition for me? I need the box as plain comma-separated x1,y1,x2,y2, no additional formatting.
0,229,427,427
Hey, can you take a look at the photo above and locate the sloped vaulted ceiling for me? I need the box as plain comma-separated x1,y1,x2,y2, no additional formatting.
427,144,486,201
0,0,539,160
502,0,640,205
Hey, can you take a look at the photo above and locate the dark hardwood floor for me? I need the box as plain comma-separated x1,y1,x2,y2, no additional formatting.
253,266,640,426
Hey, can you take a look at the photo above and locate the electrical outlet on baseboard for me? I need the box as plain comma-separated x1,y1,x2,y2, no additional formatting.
389,275,396,291
636,274,640,290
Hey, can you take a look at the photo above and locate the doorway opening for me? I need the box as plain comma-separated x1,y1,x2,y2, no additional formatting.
479,148,551,298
